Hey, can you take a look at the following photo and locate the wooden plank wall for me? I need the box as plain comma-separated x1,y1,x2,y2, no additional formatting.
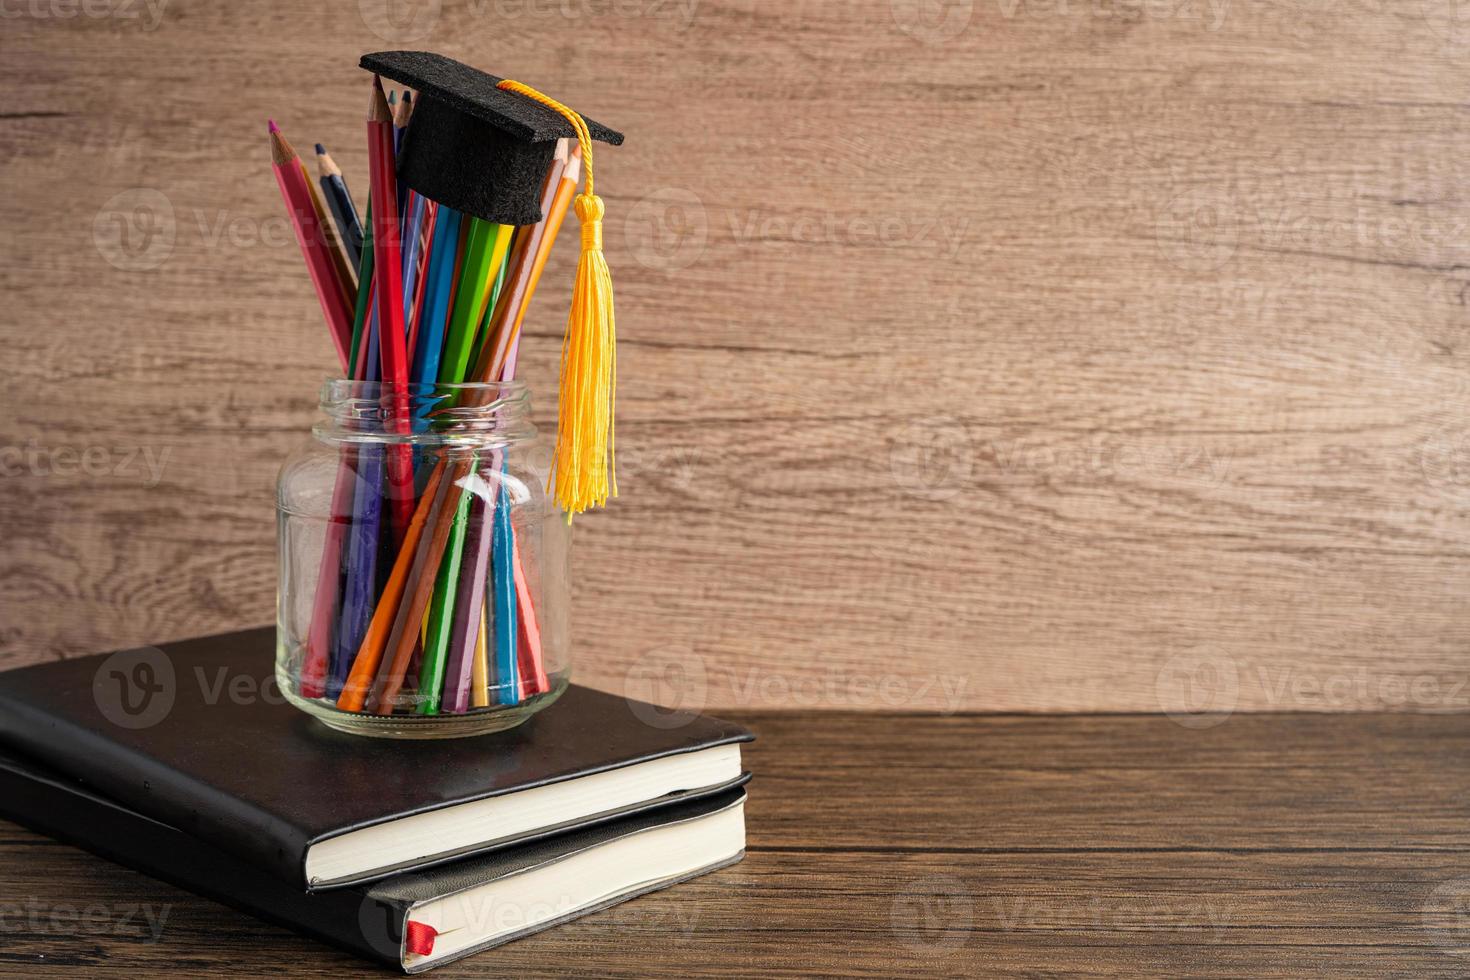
2,0,1468,711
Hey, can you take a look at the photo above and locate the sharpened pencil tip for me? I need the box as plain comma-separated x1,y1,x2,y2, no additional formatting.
268,119,280,134
314,142,326,155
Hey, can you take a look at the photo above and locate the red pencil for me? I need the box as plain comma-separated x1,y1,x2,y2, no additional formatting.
367,78,415,546
270,122,353,371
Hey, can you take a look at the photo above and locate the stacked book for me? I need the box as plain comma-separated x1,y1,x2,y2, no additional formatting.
0,629,751,972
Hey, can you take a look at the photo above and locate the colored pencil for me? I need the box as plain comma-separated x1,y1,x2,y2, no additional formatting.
335,461,446,711
471,145,580,384
391,148,574,709
415,484,473,713
439,218,511,386
394,90,412,207
331,447,383,697
367,78,416,548
471,605,491,708
404,200,437,358
366,459,472,714
441,492,492,713
409,205,463,407
346,212,374,378
513,530,550,696
301,155,357,298
401,191,430,334
315,143,364,267
269,123,353,372
489,474,519,705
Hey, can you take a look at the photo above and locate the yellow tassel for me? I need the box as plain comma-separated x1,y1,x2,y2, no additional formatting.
496,79,617,518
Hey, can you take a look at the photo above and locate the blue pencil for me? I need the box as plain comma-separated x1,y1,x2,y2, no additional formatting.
401,192,429,326
410,206,463,422
490,470,519,706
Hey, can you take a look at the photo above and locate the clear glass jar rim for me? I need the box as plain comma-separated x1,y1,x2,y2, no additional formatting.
316,377,536,446
320,377,530,400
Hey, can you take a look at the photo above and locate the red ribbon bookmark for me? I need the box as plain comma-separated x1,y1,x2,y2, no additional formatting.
404,920,438,957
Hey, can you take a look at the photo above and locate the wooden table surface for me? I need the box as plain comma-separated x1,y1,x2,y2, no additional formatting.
0,710,1466,976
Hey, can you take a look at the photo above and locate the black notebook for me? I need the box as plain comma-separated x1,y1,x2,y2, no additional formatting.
0,628,751,890
0,746,746,973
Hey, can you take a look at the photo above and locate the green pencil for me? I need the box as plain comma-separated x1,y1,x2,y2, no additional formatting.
346,204,374,379
469,230,514,369
437,218,511,385
414,486,473,714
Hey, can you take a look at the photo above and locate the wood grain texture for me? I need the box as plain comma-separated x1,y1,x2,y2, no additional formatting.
3,711,1470,976
3,1,1470,710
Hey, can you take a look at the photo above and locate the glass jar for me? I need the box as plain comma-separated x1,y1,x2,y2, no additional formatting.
276,379,569,738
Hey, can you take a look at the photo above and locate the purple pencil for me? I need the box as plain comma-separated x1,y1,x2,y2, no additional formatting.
441,489,493,712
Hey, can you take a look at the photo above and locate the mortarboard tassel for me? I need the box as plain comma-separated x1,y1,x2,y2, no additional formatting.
496,79,617,519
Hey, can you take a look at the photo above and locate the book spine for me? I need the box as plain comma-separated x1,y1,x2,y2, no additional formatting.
0,757,408,971
0,694,310,888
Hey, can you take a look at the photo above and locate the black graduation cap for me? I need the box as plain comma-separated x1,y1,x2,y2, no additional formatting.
360,51,623,226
